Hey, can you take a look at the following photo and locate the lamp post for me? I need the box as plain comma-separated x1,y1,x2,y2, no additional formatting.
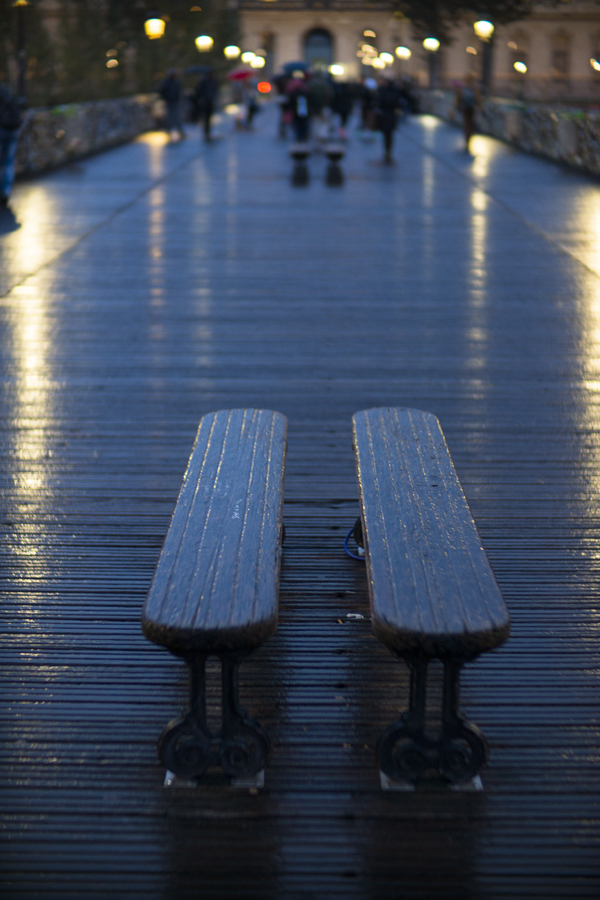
12,0,30,102
474,20,495,95
144,12,166,84
423,37,440,89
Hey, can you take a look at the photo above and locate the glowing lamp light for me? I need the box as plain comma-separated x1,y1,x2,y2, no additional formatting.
379,52,394,64
372,57,386,69
362,57,373,66
329,64,344,76
474,20,494,41
250,56,266,68
513,61,527,73
395,46,411,60
12,1,31,7
195,34,214,52
241,51,255,64
224,45,241,59
364,30,376,38
362,44,377,55
591,58,600,72
144,18,165,40
423,37,440,53
106,59,119,68
257,81,271,93
466,47,478,55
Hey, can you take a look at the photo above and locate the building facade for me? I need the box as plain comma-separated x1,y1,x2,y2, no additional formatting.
239,0,600,101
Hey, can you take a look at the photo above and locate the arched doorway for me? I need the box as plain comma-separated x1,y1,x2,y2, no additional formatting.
304,29,333,71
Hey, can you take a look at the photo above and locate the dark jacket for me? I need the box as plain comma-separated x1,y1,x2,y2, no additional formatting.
375,84,402,133
158,76,181,105
0,84,23,131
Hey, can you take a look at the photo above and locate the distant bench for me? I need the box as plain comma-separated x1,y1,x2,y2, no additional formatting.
142,409,287,785
352,407,510,788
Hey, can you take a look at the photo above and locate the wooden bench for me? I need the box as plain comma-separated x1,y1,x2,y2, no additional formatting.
142,408,287,784
351,407,510,787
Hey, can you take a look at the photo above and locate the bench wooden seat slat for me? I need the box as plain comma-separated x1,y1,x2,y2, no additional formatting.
353,407,510,660
142,408,287,656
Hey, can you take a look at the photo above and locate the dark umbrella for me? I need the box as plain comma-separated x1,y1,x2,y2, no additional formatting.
283,61,309,74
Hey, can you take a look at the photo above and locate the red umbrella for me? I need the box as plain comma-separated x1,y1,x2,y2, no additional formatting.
227,67,252,80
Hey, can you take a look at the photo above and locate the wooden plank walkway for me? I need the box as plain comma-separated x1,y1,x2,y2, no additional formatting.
1,110,600,898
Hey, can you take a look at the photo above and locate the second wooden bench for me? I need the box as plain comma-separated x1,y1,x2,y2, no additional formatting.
352,406,510,788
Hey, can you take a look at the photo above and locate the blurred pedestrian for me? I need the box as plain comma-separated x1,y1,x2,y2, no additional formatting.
244,80,260,130
456,75,480,151
375,78,404,164
0,80,24,207
158,69,186,142
194,70,219,142
360,77,378,131
331,81,353,139
286,72,310,142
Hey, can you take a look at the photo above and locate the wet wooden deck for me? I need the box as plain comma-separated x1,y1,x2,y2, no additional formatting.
1,109,600,898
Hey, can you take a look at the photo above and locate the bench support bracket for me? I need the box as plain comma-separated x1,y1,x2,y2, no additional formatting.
377,657,489,786
157,654,270,783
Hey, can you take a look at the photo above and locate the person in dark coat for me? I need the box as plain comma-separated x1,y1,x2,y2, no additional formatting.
286,74,310,142
375,78,404,163
194,71,219,142
158,69,186,142
331,81,353,138
0,80,23,206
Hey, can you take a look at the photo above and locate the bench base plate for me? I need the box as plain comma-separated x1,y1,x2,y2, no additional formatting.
380,771,483,792
164,768,265,790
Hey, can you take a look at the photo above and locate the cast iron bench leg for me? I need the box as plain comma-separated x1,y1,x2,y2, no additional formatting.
158,654,270,781
220,655,270,778
158,656,211,780
377,658,489,785
439,660,488,783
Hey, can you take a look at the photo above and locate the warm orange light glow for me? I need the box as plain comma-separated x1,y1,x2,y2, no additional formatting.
144,18,165,39
106,59,119,68
195,34,213,51
423,37,440,52
257,81,271,93
395,46,411,60
473,20,494,41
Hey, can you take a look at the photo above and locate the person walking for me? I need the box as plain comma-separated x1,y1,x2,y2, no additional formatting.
194,70,219,143
0,80,24,207
456,76,480,152
375,78,403,164
158,69,186,142
286,73,310,143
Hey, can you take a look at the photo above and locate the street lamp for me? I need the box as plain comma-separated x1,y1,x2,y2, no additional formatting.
473,20,494,41
144,16,166,40
423,37,440,88
224,45,241,60
395,46,412,60
144,12,166,84
473,20,495,94
195,35,214,52
12,0,30,102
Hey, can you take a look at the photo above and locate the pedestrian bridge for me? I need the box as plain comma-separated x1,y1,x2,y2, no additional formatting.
1,108,600,898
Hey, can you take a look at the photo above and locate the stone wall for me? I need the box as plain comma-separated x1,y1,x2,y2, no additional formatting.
15,95,161,177
418,90,600,177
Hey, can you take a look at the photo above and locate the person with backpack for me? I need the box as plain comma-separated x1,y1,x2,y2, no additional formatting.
0,81,24,207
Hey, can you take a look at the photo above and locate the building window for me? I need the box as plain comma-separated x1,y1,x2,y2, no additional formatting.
551,31,570,79
304,29,333,71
